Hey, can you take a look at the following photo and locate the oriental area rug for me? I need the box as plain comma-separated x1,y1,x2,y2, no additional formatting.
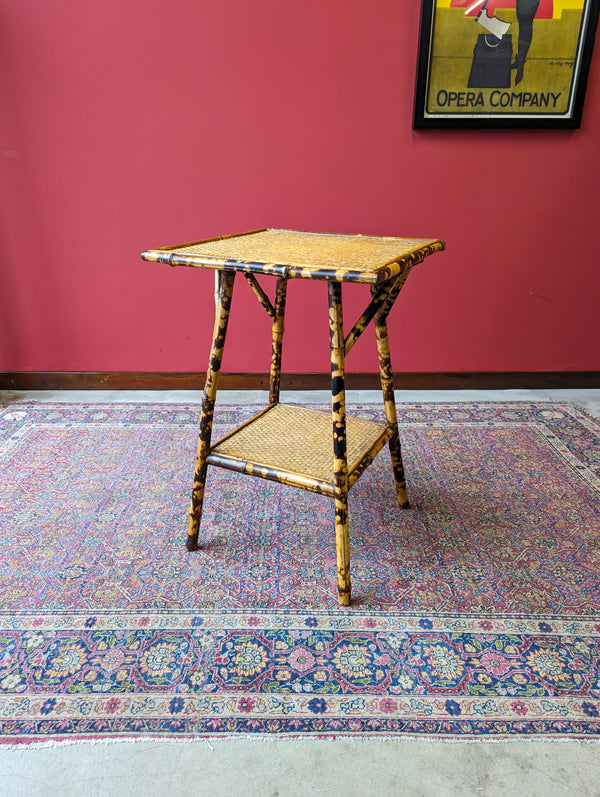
0,400,599,744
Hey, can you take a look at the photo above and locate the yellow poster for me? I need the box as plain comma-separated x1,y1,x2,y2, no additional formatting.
414,0,599,126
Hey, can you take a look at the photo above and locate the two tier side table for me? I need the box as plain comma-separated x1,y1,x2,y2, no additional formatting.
142,228,445,606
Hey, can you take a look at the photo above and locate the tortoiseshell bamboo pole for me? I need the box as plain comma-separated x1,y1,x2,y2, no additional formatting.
328,281,351,606
269,277,288,405
187,270,236,551
343,280,397,356
372,283,409,508
243,273,276,321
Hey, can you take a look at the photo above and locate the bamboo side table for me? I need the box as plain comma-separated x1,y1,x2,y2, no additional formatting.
142,229,445,606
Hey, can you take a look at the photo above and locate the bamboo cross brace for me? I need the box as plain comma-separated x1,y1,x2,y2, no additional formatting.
343,275,405,357
243,273,276,321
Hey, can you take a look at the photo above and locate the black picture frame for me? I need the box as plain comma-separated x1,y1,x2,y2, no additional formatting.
413,0,600,129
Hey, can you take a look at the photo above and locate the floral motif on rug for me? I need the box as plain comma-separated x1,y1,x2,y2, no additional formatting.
0,401,599,742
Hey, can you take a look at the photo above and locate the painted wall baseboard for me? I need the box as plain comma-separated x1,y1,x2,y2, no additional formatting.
1,372,599,391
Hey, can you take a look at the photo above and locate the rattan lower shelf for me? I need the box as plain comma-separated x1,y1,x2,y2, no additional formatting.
207,403,391,497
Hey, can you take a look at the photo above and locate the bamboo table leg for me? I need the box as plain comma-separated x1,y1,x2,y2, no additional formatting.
373,311,409,508
269,277,288,405
187,270,236,551
328,281,351,606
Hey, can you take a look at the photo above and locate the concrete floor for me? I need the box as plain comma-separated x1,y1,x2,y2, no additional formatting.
1,389,599,797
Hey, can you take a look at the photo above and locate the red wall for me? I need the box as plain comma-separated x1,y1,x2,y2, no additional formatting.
1,0,599,375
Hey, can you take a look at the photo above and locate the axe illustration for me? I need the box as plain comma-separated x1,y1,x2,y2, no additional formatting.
466,0,511,39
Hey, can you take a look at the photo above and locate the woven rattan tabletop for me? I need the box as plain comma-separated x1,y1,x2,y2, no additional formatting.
142,228,445,284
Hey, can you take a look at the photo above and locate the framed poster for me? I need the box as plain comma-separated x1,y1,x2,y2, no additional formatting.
414,0,600,128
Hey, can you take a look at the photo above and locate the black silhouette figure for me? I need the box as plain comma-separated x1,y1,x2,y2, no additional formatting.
513,0,541,84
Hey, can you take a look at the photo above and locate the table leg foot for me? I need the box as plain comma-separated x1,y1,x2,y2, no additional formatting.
391,455,410,508
388,430,410,507
187,502,201,550
186,533,200,552
335,506,352,606
337,589,351,607
187,459,208,550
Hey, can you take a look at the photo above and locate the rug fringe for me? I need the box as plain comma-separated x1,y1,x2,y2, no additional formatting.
2,733,600,750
